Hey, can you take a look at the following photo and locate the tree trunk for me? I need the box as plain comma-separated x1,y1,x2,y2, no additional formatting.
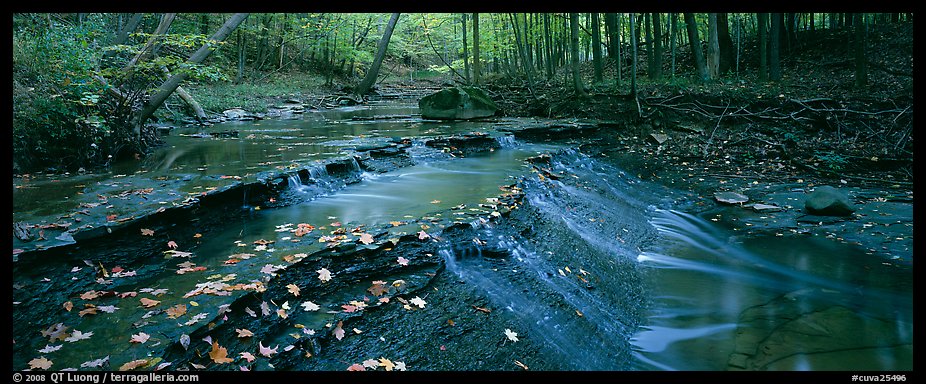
616,13,622,87
136,13,250,135
473,13,481,85
684,13,710,83
605,13,618,59
235,29,245,83
462,14,471,83
591,13,603,83
670,13,677,78
511,13,536,91
758,13,768,81
162,67,206,122
543,13,554,79
569,13,587,96
630,13,638,97
113,13,144,45
354,13,400,95
854,13,868,87
707,13,720,79
125,13,176,70
651,13,663,78
717,13,734,74
644,13,654,79
769,13,782,81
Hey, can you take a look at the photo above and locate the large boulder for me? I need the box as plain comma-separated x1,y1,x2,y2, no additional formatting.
419,86,498,120
804,185,856,216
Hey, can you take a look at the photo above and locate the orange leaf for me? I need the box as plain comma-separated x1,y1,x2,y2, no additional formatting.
139,298,161,308
166,304,187,319
119,359,149,371
209,341,234,364
235,329,254,338
62,301,73,312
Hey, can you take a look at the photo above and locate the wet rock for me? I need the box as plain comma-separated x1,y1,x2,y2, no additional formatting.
419,86,498,120
13,222,33,242
804,186,856,216
499,122,600,141
649,133,669,145
425,133,500,156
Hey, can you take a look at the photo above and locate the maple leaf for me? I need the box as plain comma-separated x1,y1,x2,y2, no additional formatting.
64,330,93,342
260,301,271,316
130,332,150,344
317,268,332,282
504,329,519,342
119,359,149,371
347,363,365,371
394,361,407,371
379,357,395,371
240,352,256,362
409,296,427,308
258,341,278,358
139,298,160,308
236,329,254,338
140,228,154,236
80,290,100,300
389,221,403,227
41,323,70,342
276,308,288,319
301,301,320,312
97,305,118,313
209,342,234,364
167,241,178,249
341,304,357,313
397,257,410,266
38,344,62,353
244,307,257,317
80,356,109,368
332,321,345,340
166,304,187,319
417,231,430,240
79,306,98,317
28,357,53,370
62,301,73,312
367,282,388,297
358,233,374,245
286,284,300,297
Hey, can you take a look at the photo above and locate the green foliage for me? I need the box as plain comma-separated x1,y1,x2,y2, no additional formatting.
813,151,849,171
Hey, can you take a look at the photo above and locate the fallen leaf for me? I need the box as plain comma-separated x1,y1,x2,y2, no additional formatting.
409,296,427,308
317,268,332,282
332,321,345,340
167,241,178,249
347,363,365,371
379,357,395,371
505,329,519,342
190,363,206,370
119,359,149,371
28,357,53,370
236,329,253,338
514,360,529,370
62,301,73,312
276,308,288,319
209,341,234,364
240,352,256,362
358,233,374,245
286,284,300,297
130,332,150,344
179,334,190,350
140,228,154,236
78,306,98,317
394,361,407,371
139,298,160,308
38,344,62,353
417,231,430,240
258,341,278,357
301,301,320,312
80,356,109,368
64,330,92,342
80,290,100,300
166,304,187,319
397,257,410,266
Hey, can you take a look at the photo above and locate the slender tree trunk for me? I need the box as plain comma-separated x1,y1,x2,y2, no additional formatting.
717,13,734,74
707,13,720,79
670,13,677,78
236,29,245,83
462,14,471,83
769,13,782,81
758,13,768,81
854,13,868,87
113,13,144,45
354,13,400,95
569,13,587,96
511,13,536,92
616,13,622,87
543,13,554,79
136,13,250,137
630,13,638,97
644,13,654,78
473,13,481,85
652,13,663,78
684,13,710,82
605,13,618,59
591,13,603,83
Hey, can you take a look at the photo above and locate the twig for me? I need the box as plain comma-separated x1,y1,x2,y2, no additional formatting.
702,100,731,156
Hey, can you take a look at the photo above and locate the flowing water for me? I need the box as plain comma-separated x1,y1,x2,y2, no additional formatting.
11,101,913,371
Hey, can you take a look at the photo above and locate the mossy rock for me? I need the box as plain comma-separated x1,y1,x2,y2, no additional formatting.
419,86,498,120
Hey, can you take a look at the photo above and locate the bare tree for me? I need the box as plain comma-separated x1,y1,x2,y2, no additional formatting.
354,13,400,95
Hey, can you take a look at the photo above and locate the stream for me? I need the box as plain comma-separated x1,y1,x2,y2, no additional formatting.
11,101,913,372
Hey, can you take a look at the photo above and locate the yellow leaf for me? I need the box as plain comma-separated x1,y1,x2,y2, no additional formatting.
119,359,149,371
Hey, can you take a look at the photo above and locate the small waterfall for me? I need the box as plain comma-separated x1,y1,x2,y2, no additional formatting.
287,173,309,194
307,165,328,180
495,135,518,148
